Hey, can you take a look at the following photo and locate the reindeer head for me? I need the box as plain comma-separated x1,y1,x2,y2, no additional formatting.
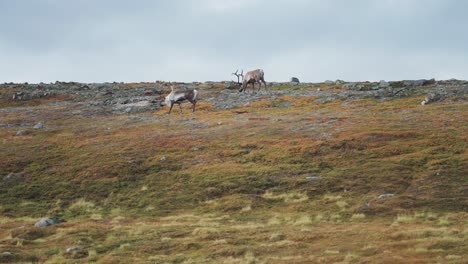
159,85,175,107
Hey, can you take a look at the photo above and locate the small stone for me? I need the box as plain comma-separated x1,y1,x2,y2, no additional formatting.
305,176,321,180
2,252,13,256
378,194,394,199
33,122,44,129
3,172,26,182
160,156,166,161
34,217,64,227
193,147,199,151
66,246,84,252
15,130,28,136
217,122,223,125
3,173,13,181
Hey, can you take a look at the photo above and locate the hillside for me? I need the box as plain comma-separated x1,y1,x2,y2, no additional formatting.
0,80,467,263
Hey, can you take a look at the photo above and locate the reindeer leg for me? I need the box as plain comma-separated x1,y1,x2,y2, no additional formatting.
178,103,183,113
261,79,267,92
192,100,196,112
168,101,174,114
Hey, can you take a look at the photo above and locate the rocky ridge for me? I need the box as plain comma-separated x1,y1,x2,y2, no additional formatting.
1,79,467,115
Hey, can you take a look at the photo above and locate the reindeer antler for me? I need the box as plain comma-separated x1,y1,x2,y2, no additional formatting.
232,69,243,84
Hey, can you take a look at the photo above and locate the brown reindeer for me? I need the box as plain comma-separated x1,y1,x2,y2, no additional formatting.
239,69,267,93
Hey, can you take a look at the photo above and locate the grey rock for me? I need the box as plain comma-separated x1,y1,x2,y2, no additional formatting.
160,156,166,161
343,83,357,90
15,130,29,136
34,217,64,227
66,246,84,252
378,193,394,199
379,80,390,88
2,252,13,256
3,172,26,182
403,79,435,87
305,176,321,180
403,80,424,87
290,77,300,84
3,173,13,181
33,122,44,129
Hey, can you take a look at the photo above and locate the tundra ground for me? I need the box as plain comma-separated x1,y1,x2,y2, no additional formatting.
0,82,467,263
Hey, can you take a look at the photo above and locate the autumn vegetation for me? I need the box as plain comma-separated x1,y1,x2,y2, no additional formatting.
0,81,467,263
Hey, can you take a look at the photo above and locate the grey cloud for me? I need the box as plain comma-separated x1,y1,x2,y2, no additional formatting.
1,0,467,82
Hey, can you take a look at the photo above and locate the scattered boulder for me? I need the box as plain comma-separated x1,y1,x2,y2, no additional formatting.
34,218,64,227
403,80,424,87
3,172,26,182
343,83,356,90
378,193,394,199
290,77,300,84
403,79,435,87
379,80,390,88
15,130,29,136
66,246,84,253
3,173,14,181
33,122,44,129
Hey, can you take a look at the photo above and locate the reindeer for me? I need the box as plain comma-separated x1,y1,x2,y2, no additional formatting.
239,69,267,93
160,86,198,114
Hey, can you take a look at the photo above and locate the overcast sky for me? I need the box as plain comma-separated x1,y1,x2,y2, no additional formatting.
1,0,468,83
